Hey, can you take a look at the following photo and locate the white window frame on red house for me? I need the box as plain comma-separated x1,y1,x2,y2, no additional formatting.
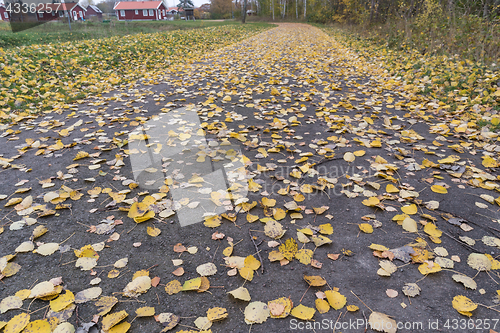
149,9,153,16
120,10,125,16
143,9,147,16
135,10,138,15
4,12,7,19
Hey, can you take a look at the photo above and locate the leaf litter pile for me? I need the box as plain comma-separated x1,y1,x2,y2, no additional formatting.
1,23,500,332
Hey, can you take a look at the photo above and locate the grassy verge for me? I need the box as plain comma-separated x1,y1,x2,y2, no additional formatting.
319,24,500,130
0,23,274,120
0,20,249,48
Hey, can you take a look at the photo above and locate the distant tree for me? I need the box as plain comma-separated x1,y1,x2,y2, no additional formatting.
199,3,211,11
210,0,232,18
177,0,194,9
97,0,115,13
241,0,246,22
79,0,94,7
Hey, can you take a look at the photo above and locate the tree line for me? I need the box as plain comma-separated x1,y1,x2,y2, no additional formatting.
210,0,500,22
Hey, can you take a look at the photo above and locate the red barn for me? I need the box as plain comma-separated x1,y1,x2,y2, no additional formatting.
114,1,168,21
35,2,86,22
86,5,103,21
0,3,10,22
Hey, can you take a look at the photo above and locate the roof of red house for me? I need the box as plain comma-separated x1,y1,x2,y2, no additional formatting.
36,2,84,11
87,5,102,13
167,7,181,11
114,1,164,10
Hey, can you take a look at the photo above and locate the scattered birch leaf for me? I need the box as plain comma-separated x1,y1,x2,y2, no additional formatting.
136,307,155,317
244,302,269,324
368,312,397,333
182,278,202,291
325,290,346,310
452,274,477,290
290,304,315,320
304,275,327,287
228,287,251,301
102,311,128,331
95,296,118,316
0,296,22,314
75,287,102,304
206,307,228,322
452,295,477,316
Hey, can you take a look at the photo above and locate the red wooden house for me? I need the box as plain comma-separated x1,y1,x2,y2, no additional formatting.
114,1,168,21
36,2,86,22
0,3,10,22
86,5,103,21
69,3,86,21
167,7,181,14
